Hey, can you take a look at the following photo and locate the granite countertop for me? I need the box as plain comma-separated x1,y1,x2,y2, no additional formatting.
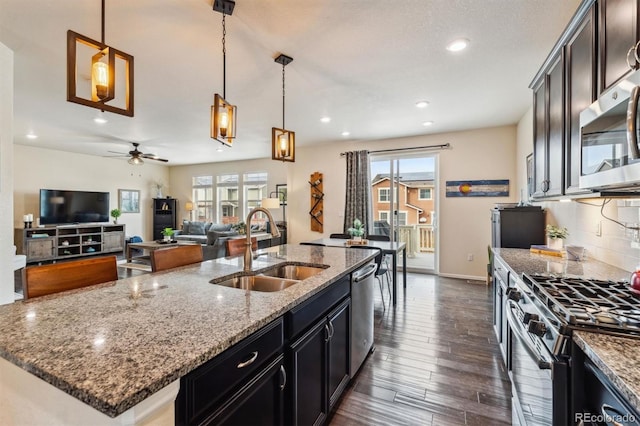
492,247,631,281
573,331,640,413
0,244,375,417
493,248,639,412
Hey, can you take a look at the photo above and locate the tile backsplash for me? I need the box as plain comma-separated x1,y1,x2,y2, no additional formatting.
540,199,640,274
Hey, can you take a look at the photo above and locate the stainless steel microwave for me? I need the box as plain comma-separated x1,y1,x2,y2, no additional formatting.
579,70,640,191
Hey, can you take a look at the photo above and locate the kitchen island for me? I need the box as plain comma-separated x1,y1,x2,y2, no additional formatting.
0,244,376,425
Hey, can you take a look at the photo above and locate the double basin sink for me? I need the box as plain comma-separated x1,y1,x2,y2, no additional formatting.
210,263,328,292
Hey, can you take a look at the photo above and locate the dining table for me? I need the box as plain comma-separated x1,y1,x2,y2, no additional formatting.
305,238,407,306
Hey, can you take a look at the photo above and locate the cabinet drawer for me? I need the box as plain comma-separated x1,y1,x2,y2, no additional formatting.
285,275,350,339
493,256,508,285
177,318,284,425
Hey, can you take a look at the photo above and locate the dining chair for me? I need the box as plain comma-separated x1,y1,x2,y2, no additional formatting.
150,244,204,272
225,237,257,257
329,233,350,239
22,255,118,299
350,246,390,309
365,234,393,283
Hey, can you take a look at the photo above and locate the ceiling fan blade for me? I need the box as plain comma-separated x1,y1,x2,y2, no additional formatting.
141,154,169,162
107,150,128,155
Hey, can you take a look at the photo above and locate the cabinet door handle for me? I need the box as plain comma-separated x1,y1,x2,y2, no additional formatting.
328,321,335,339
324,324,330,342
279,365,287,391
601,404,626,426
236,351,258,368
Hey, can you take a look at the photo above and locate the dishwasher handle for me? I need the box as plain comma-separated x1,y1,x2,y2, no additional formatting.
353,263,377,282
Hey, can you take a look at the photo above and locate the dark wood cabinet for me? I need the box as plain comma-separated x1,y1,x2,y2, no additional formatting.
599,0,639,92
532,53,564,198
288,298,351,426
565,4,597,194
152,198,177,240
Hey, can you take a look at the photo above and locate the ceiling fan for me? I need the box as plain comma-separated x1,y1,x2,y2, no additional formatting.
108,142,169,165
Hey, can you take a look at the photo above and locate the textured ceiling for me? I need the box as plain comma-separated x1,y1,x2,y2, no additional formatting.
1,0,581,165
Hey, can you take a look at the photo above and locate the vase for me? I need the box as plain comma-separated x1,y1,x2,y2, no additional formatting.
353,236,362,242
164,235,172,242
547,237,563,251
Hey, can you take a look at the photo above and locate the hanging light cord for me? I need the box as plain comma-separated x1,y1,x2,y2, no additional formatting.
282,63,286,129
100,0,105,44
222,13,226,99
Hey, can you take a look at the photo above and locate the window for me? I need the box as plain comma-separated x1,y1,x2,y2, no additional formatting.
192,176,214,221
378,188,390,202
419,188,432,200
243,172,268,226
379,210,407,226
217,174,239,224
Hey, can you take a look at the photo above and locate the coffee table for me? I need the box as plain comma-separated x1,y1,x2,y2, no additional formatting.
126,240,198,263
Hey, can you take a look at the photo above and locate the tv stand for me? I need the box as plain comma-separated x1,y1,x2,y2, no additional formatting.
15,224,125,264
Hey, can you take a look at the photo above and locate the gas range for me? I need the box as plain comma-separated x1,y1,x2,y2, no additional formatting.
522,273,640,338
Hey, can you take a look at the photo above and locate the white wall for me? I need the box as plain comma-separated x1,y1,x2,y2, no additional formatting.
169,159,289,224
13,145,169,241
516,108,640,272
290,126,518,280
0,42,15,304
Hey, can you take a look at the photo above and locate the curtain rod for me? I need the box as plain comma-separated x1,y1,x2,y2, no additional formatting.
339,143,450,156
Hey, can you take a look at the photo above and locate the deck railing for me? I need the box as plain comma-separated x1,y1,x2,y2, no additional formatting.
397,225,435,256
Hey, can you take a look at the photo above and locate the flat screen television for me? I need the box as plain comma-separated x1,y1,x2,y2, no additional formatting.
39,189,110,225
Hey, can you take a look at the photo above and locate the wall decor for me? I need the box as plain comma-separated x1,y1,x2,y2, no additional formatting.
119,189,140,213
309,172,323,232
445,179,509,197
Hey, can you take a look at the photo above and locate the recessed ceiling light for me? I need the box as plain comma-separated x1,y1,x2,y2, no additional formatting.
26,133,38,139
216,146,223,152
320,116,331,123
446,38,469,52
341,131,350,137
422,121,434,127
416,101,429,108
93,116,108,124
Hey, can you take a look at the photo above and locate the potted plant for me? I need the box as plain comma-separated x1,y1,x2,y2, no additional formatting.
232,222,247,235
546,224,568,251
161,227,174,242
110,208,121,224
347,218,366,241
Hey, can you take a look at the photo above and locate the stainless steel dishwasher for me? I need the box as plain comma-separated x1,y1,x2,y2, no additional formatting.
350,261,377,377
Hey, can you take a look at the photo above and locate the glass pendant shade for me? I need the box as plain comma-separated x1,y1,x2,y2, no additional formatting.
211,94,237,146
272,127,295,162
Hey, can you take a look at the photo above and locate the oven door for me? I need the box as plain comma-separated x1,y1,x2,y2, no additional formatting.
507,299,569,426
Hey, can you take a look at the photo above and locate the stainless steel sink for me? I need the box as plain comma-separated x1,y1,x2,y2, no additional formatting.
211,274,300,292
260,264,327,280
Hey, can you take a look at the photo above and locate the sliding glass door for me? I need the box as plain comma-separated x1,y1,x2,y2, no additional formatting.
369,153,437,273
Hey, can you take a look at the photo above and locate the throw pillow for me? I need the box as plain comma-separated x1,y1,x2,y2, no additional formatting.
209,223,233,232
207,230,238,245
189,221,206,235
182,220,191,235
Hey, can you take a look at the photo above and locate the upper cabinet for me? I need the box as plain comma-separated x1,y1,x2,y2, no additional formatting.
531,2,596,200
565,4,597,194
599,0,639,92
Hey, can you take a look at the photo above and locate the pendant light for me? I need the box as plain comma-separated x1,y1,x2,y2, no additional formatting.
211,0,237,147
67,0,134,117
272,54,295,162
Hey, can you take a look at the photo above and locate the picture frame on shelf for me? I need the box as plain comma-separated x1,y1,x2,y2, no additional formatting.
119,189,140,213
275,184,287,206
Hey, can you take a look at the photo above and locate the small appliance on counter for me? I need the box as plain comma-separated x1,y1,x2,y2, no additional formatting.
491,205,545,249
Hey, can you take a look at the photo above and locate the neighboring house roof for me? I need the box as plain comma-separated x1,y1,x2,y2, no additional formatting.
404,202,423,213
372,172,435,187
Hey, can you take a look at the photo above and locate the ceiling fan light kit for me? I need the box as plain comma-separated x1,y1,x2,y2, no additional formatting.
272,53,295,162
66,0,134,117
211,1,237,147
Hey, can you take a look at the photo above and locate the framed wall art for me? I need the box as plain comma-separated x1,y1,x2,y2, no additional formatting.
119,189,140,213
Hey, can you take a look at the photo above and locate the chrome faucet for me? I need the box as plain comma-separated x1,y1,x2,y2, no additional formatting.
244,207,281,272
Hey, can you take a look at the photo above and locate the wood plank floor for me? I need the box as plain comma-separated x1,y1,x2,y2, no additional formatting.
331,273,511,426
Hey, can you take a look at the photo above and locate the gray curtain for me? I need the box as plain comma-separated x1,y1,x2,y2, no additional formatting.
343,150,372,235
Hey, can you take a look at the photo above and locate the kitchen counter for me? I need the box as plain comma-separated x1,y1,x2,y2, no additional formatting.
492,247,630,281
0,244,375,422
573,331,640,413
